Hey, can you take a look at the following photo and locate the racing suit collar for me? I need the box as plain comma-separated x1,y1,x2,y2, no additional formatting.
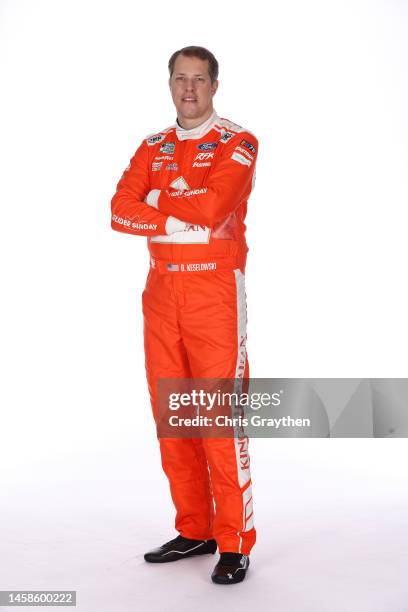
175,109,219,141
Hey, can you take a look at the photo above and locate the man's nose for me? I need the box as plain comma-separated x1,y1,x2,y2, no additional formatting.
184,79,196,91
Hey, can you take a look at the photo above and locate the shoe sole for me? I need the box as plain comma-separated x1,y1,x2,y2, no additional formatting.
211,573,247,584
144,549,217,563
211,560,250,584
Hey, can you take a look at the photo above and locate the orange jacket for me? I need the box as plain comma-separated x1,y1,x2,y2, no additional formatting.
111,110,258,271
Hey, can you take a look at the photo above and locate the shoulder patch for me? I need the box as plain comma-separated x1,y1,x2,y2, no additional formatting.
219,130,235,144
146,133,166,146
145,125,174,146
240,139,257,155
231,151,252,167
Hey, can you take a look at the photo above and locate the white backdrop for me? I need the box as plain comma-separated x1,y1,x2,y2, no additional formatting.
1,1,408,610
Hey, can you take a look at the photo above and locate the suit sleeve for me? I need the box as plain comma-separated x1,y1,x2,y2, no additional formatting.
156,132,258,229
111,139,171,237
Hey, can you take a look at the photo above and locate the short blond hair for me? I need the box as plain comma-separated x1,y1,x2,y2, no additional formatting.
168,46,219,83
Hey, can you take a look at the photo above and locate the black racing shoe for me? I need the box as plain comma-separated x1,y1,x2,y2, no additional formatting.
144,535,217,563
211,553,250,584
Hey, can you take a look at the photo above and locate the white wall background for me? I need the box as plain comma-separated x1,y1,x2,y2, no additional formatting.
1,1,408,610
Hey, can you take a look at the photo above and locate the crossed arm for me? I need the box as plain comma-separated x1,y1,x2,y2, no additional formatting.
111,133,258,236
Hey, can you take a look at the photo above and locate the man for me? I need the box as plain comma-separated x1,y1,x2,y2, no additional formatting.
111,46,258,584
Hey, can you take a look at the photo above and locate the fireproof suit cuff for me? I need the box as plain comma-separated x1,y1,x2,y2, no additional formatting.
145,189,160,209
165,216,187,235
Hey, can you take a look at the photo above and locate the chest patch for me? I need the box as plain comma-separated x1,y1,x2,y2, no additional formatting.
160,142,175,154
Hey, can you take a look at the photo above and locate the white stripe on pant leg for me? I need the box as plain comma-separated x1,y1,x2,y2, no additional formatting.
242,484,254,531
233,269,247,383
232,269,253,552
232,269,251,489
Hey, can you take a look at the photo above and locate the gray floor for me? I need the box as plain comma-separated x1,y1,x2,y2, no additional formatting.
1,440,407,612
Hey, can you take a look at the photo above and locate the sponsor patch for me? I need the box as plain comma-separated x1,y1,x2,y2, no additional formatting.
151,162,162,171
154,155,173,161
231,152,252,167
235,145,254,160
131,222,157,230
166,163,178,171
182,262,217,272
151,225,210,244
194,152,214,161
169,187,207,197
169,176,190,191
240,139,257,154
160,141,175,154
147,134,165,146
220,131,234,143
192,161,211,168
112,214,157,231
197,141,218,151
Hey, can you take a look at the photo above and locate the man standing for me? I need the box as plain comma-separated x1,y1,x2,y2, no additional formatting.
111,46,258,584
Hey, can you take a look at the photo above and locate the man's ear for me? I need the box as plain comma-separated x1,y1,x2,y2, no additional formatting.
211,80,219,96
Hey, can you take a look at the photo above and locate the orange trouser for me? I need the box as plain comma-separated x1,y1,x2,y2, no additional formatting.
142,265,256,555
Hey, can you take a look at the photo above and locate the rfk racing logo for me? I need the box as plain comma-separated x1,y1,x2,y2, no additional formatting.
194,152,214,161
193,151,214,168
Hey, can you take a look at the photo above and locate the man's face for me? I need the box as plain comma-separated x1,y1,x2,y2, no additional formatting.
169,54,218,123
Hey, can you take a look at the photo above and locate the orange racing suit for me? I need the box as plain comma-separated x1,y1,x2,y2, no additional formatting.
111,110,258,554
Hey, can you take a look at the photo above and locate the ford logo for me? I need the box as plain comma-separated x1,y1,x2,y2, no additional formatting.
197,142,218,151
